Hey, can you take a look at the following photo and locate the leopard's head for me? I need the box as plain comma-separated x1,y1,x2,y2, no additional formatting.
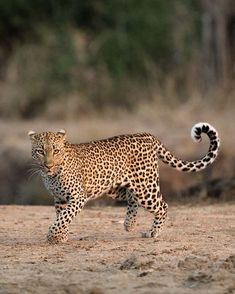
28,130,66,176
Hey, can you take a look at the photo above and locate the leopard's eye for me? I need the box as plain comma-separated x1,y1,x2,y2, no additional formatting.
54,149,60,155
36,149,44,155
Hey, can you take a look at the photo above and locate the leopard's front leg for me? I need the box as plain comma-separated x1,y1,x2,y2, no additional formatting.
47,194,87,244
54,198,67,217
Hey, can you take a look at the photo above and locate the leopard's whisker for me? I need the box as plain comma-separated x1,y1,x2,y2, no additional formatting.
27,167,42,180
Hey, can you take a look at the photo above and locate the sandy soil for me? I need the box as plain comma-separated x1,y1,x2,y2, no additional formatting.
0,204,235,294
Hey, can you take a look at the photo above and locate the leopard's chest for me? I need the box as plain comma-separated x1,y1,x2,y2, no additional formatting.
41,169,82,199
42,175,64,197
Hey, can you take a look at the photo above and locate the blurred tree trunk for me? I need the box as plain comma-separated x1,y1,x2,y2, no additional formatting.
201,0,235,89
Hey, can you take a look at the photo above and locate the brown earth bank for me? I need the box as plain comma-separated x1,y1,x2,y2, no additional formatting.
0,205,235,294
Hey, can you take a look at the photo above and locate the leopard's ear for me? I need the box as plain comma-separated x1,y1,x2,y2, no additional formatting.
28,130,36,141
57,129,66,139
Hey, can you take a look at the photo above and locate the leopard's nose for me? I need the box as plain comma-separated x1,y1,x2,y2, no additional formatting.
45,163,54,169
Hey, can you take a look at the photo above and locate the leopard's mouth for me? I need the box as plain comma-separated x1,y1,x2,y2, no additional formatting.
43,166,59,176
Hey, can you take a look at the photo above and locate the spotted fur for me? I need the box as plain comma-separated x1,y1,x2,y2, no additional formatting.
28,122,220,243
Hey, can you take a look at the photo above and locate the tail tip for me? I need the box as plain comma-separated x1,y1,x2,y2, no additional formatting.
191,122,216,143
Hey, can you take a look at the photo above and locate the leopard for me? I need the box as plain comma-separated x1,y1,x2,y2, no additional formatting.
28,122,220,244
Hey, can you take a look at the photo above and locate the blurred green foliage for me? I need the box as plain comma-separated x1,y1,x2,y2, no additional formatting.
83,1,175,76
0,0,202,118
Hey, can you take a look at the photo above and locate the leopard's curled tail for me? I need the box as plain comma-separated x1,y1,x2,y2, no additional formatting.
156,122,220,172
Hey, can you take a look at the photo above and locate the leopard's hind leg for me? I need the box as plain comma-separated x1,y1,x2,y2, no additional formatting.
129,179,168,238
114,186,139,232
141,197,168,238
128,156,168,238
124,196,139,232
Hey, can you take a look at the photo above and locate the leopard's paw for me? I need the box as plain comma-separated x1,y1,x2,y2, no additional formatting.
141,230,158,238
47,227,68,244
124,221,136,232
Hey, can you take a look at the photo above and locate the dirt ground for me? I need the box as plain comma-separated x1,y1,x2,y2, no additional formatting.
0,204,234,294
